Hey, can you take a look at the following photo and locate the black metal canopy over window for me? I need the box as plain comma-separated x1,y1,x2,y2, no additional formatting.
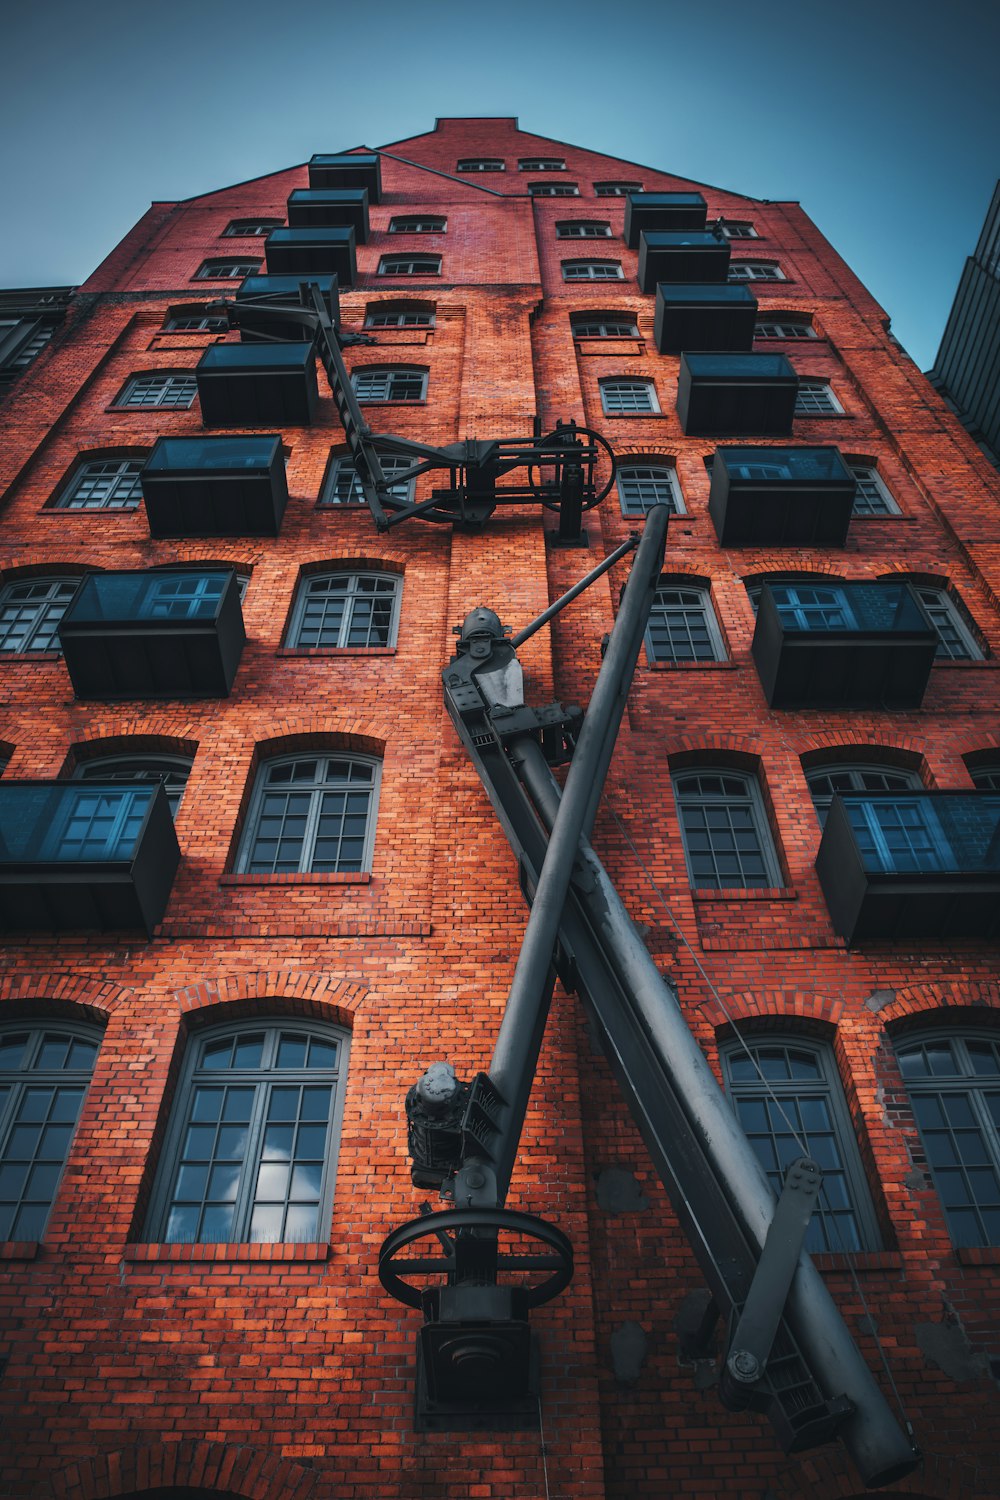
144,1020,349,1245
140,435,289,539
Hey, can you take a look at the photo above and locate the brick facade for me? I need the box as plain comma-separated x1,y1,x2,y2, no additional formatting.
0,117,999,1498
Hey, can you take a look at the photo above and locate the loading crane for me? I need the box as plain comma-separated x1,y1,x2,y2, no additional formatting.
377,507,918,1490
173,280,615,541
175,277,917,1488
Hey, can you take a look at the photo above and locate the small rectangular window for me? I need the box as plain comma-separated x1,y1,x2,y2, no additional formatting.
377,256,441,277
594,182,643,197
561,261,624,282
223,220,282,238
729,262,785,282
529,183,580,198
456,159,504,173
518,159,566,171
848,464,900,517
387,217,446,234
194,259,262,281
794,380,842,415
557,221,613,239
754,319,816,340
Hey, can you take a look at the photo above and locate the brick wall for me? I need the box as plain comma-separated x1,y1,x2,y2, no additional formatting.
1,117,999,1499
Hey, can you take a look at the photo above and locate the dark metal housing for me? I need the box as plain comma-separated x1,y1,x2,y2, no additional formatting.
196,343,319,427
624,192,708,248
286,189,370,242
308,153,382,201
653,283,758,354
236,274,340,341
816,792,1000,945
0,781,179,937
264,227,357,286
708,446,857,546
637,231,730,293
750,581,937,709
58,569,246,699
677,353,799,436
141,436,288,538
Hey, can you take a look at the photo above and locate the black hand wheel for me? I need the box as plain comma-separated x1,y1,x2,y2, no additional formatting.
378,1207,573,1311
528,424,617,512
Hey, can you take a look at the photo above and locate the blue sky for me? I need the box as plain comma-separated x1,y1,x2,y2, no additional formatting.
1,0,997,370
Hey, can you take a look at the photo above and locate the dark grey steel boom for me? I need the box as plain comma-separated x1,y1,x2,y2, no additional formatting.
378,506,917,1488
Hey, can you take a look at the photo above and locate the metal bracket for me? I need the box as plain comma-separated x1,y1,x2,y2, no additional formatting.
724,1156,822,1396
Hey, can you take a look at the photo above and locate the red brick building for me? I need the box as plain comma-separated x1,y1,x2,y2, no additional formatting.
1,116,999,1500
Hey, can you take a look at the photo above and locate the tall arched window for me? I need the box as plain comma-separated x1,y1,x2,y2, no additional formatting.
671,766,782,889
0,1022,101,1241
236,753,381,874
144,1020,349,1244
720,1035,880,1253
805,762,922,826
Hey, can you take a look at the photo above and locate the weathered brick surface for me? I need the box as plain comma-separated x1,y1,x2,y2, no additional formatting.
1,117,999,1499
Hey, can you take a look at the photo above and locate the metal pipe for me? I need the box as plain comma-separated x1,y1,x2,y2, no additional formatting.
513,744,917,1489
509,533,639,649
486,505,669,1197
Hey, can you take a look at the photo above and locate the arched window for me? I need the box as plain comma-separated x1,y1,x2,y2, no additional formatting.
600,378,659,415
194,258,262,281
906,582,983,660
571,313,639,339
387,216,446,234
754,315,816,340
617,462,683,516
593,181,643,197
966,756,1000,791
74,754,194,819
351,367,427,403
113,373,197,411
144,1019,349,1244
561,259,623,281
236,754,381,875
54,453,147,511
556,221,612,239
896,1031,1000,1246
671,767,782,889
363,301,435,329
377,256,441,278
0,1022,101,1241
528,182,580,198
320,454,415,506
805,762,922,825
286,571,402,650
647,581,725,664
720,1035,880,1253
0,575,81,653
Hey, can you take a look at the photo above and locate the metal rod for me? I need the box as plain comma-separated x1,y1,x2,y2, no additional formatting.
486,506,669,1198
510,534,639,648
512,745,917,1490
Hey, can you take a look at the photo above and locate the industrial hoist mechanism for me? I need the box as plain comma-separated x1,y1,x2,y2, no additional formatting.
172,282,616,540
374,497,918,1486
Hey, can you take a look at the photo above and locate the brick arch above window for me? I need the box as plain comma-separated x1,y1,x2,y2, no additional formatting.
49,1437,323,1500
0,975,128,1024
170,971,366,1029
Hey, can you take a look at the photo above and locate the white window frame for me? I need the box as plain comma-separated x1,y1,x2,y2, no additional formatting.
286,571,403,650
0,576,81,652
594,182,643,197
518,159,566,172
456,159,504,173
114,373,198,410
562,260,624,282
671,767,783,889
222,220,282,238
320,454,415,507
617,463,684,516
719,222,758,239
571,315,640,338
364,303,436,329
600,378,660,416
528,182,580,198
351,368,427,403
910,584,983,661
728,262,786,282
794,379,843,416
387,217,447,234
56,456,146,511
377,256,441,278
236,754,381,875
754,318,816,340
194,259,262,281
646,581,725,665
556,221,613,239
847,463,900,517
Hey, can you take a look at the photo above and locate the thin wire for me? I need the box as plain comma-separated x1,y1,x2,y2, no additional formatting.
536,1393,552,1500
605,800,915,1434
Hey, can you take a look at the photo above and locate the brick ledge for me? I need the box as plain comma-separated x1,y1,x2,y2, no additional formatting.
122,1241,331,1263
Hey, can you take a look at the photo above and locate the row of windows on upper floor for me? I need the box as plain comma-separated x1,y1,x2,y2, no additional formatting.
38,452,898,519
190,254,780,281
166,303,816,339
216,216,759,240
6,566,977,663
4,1008,1000,1254
98,367,843,415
